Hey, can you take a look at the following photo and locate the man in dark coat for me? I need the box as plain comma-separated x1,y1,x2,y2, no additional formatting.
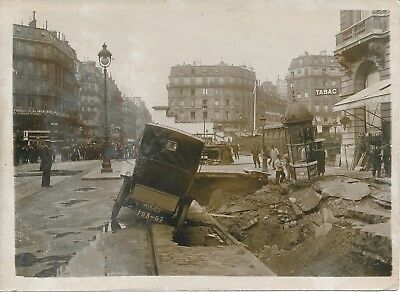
251,144,261,168
41,143,53,187
371,145,382,178
232,144,240,159
382,143,391,178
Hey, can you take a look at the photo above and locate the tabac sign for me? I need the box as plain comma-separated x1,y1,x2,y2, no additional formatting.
315,88,338,96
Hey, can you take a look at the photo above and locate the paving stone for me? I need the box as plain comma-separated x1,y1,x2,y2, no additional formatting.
371,192,391,208
321,208,338,224
314,223,332,238
359,221,391,239
291,188,321,212
353,222,392,265
288,198,303,218
321,181,370,201
347,205,391,224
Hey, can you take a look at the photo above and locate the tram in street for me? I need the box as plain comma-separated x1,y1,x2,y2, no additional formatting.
111,123,205,234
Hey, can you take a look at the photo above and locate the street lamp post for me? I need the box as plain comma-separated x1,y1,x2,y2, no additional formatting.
202,105,207,138
260,115,267,172
98,43,113,173
238,113,243,131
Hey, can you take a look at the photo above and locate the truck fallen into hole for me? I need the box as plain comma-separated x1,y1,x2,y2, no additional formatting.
111,123,205,234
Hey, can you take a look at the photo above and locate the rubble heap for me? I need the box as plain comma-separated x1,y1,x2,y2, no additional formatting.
206,175,392,276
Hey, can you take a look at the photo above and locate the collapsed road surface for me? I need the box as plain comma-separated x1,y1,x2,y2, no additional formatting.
14,159,275,277
194,171,392,276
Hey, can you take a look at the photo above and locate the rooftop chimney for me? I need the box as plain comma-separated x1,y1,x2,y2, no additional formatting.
29,11,37,28
45,20,48,30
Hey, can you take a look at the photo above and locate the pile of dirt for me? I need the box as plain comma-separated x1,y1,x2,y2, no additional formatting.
206,176,392,276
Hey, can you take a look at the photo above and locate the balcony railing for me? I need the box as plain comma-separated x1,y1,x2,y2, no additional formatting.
336,14,389,48
13,49,75,69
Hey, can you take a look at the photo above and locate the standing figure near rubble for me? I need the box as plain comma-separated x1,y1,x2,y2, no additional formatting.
371,144,382,178
269,145,279,170
232,144,240,159
275,154,286,183
382,143,391,178
263,146,270,167
283,153,290,180
251,144,261,168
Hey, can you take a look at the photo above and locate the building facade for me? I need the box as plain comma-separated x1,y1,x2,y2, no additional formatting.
333,10,391,165
13,12,80,144
121,97,137,143
78,61,103,139
77,61,124,144
133,97,152,138
256,81,288,130
167,62,256,130
276,76,288,99
286,52,342,133
107,77,124,143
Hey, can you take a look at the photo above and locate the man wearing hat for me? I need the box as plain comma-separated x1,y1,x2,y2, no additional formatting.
41,142,53,187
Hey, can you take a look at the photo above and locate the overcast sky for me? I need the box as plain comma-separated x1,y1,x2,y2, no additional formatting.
12,1,342,111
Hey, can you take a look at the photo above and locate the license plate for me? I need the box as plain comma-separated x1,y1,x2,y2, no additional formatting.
135,208,165,224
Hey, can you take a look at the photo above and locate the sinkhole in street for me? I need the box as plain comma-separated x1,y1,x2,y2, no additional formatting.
173,225,228,247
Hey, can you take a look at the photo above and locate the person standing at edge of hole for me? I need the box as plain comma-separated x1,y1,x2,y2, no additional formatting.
371,144,382,178
382,143,391,178
41,142,53,187
275,153,286,183
269,145,279,170
233,143,240,159
251,144,261,168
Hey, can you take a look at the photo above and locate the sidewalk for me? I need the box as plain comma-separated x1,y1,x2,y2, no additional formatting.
81,159,135,180
82,156,261,180
14,160,99,202
198,155,273,179
14,160,98,175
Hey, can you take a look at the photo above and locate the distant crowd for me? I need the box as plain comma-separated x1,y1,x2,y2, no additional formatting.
13,142,137,166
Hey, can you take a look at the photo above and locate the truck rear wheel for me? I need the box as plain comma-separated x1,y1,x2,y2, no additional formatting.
111,175,133,221
174,198,192,235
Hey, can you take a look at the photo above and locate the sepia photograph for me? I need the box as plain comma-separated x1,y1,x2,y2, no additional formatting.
0,0,398,290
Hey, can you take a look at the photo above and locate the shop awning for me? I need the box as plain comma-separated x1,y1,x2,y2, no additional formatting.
333,79,391,112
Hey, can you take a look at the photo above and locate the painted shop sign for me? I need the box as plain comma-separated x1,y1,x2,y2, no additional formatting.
315,88,338,95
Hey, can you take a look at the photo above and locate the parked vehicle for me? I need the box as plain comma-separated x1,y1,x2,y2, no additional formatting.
111,123,205,233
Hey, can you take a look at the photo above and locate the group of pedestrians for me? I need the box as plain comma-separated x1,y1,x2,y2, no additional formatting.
250,144,289,183
15,141,139,166
60,143,128,162
371,143,391,178
13,144,40,166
